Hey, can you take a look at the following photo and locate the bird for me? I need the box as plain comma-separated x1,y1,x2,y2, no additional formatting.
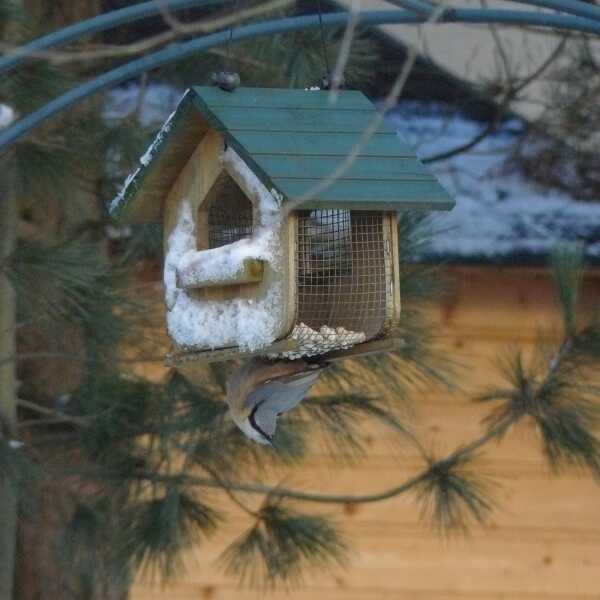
225,357,327,445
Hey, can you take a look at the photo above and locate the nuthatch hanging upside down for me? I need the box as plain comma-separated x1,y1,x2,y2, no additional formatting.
226,358,327,445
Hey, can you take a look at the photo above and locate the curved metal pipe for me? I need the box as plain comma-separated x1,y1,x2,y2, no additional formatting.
1,0,599,76
1,8,599,154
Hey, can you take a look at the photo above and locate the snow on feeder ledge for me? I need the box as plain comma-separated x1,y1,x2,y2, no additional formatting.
110,87,454,365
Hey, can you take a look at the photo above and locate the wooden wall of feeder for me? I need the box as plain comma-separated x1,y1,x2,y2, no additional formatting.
110,87,454,365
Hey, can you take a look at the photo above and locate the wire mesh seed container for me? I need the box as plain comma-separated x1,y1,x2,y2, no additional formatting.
288,208,399,357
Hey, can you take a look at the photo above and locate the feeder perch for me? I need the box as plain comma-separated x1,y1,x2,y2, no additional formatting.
110,87,454,364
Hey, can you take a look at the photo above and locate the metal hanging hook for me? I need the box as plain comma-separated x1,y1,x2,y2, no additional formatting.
315,0,345,90
212,0,241,91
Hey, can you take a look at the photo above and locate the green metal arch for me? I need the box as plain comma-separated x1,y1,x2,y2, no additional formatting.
1,0,599,77
1,6,599,154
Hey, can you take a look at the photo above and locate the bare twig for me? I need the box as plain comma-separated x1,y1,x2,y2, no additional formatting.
156,0,188,34
422,33,569,164
17,398,88,427
134,73,149,121
328,0,361,102
0,0,293,65
202,464,259,517
482,0,513,82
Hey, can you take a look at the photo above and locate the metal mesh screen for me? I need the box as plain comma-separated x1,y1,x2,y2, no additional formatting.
294,209,391,354
207,176,253,249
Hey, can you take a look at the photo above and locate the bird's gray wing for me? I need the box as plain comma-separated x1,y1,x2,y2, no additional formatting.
251,370,322,439
252,401,279,439
245,369,322,412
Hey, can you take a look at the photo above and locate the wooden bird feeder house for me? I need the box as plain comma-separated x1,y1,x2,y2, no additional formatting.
110,87,454,364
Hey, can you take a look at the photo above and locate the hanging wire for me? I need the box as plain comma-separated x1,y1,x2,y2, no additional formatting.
212,0,241,90
315,0,345,90
226,0,236,70
316,0,331,75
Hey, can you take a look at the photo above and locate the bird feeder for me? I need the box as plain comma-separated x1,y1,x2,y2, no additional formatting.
110,87,454,365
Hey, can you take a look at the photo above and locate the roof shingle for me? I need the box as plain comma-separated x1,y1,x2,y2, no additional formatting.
110,86,454,222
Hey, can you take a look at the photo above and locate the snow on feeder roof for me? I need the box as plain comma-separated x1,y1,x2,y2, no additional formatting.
110,87,454,364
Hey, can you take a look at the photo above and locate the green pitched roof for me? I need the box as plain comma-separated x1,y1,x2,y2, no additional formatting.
110,86,454,222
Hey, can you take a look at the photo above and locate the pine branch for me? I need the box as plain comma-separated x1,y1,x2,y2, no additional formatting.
59,497,126,594
117,487,221,580
17,398,88,428
551,243,583,337
201,464,258,518
415,452,496,535
478,245,600,479
62,489,221,586
219,498,348,588
299,393,423,460
133,415,506,508
0,436,38,497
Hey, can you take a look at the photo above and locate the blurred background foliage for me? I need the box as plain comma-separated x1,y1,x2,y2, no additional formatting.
1,1,600,599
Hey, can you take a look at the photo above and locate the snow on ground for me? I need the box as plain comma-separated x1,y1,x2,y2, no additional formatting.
104,83,185,127
388,102,600,262
0,104,16,130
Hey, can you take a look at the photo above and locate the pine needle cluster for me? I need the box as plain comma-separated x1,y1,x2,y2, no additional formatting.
415,452,495,534
478,246,600,479
220,499,348,587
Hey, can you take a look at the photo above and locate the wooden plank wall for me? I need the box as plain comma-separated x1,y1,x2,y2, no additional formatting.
131,266,600,600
